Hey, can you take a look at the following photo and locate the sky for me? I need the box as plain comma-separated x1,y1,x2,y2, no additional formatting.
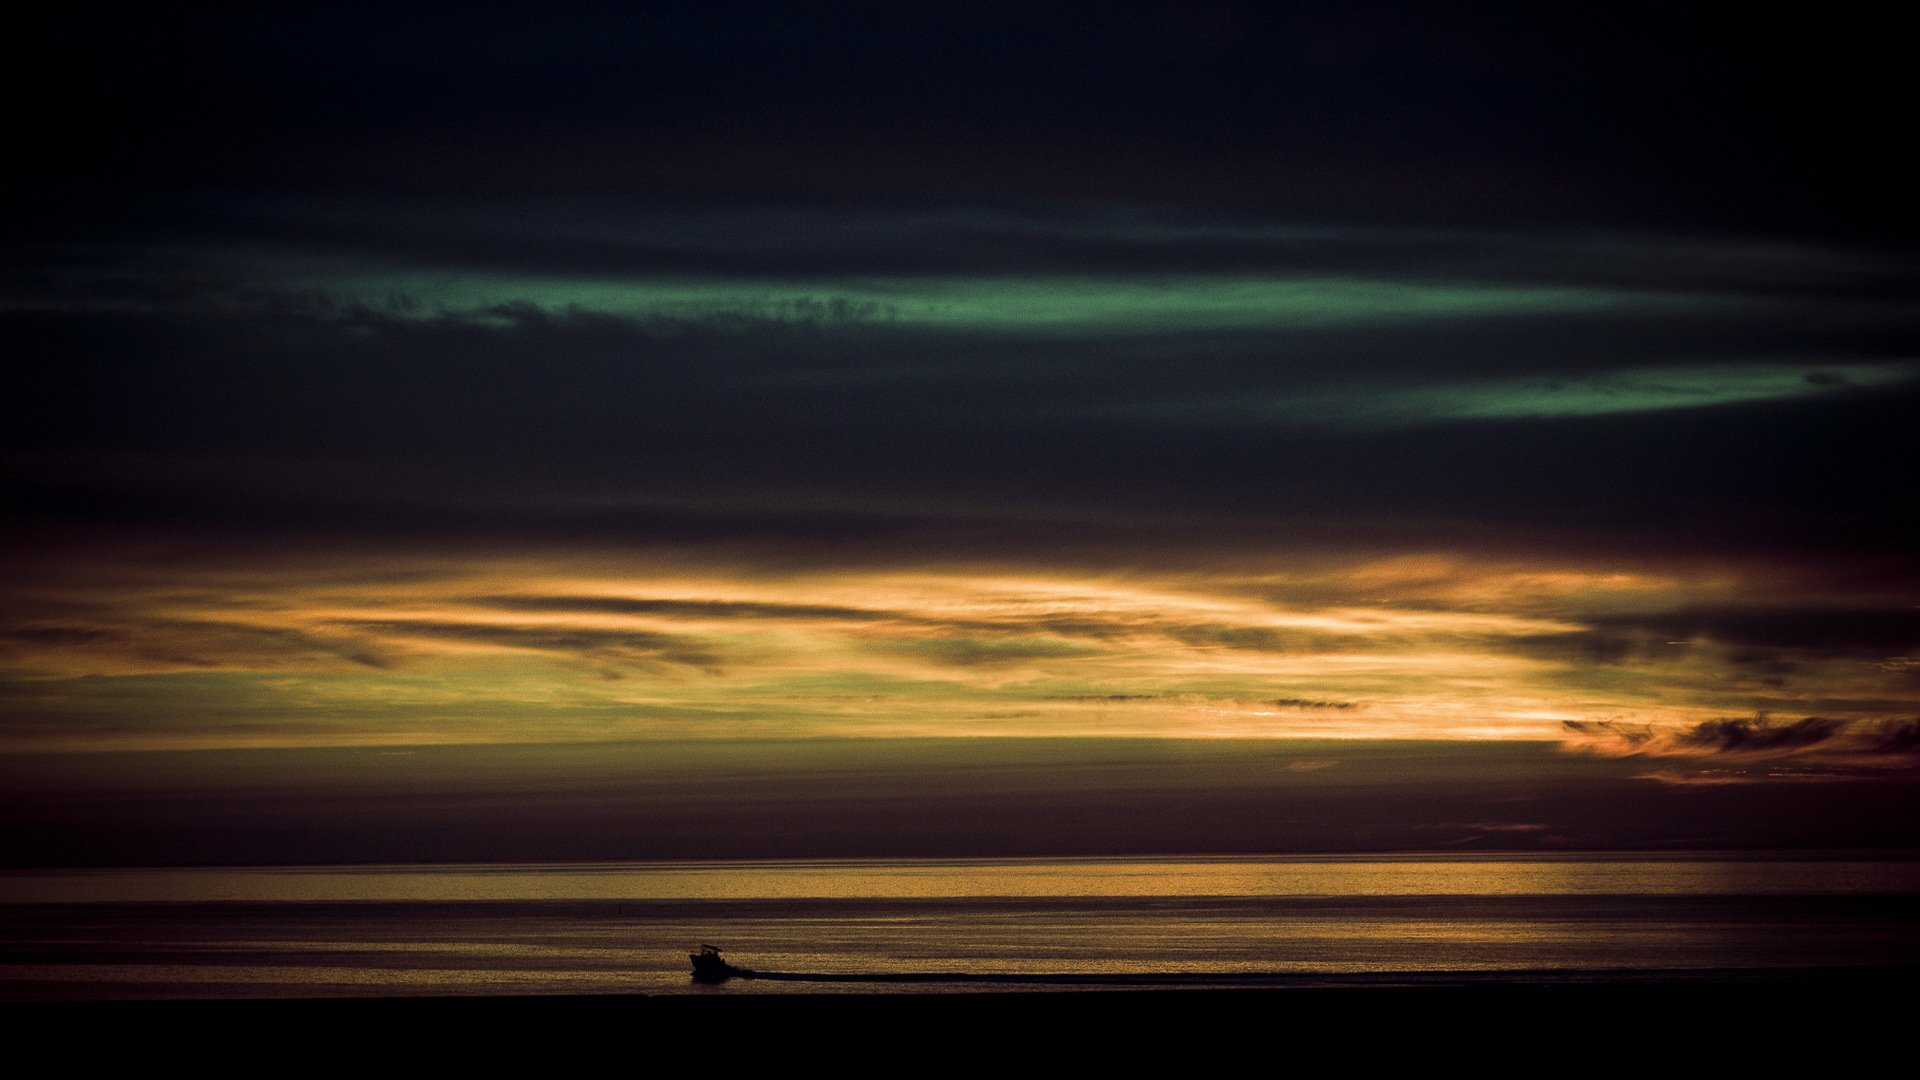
3,4,1916,862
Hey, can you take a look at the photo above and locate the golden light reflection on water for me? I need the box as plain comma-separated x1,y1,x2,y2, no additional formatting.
6,855,1917,904
6,856,1917,1000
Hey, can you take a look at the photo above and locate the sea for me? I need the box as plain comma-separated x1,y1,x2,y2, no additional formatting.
3,854,1917,1001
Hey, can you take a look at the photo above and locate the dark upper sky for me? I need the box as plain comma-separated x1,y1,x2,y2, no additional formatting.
10,3,1913,542
7,7,1911,572
1,4,1915,850
14,4,1914,237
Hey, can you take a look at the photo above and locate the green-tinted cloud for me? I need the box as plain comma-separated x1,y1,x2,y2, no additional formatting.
1394,362,1920,421
1119,361,1920,427
295,268,1636,334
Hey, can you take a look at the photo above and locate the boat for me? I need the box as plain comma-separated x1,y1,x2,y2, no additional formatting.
689,943,741,982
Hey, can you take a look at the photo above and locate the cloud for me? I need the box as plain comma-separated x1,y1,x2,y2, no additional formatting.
469,594,904,622
1561,719,1656,748
1375,363,1919,423
7,254,1917,576
1632,769,1767,786
1511,605,1920,676
336,619,724,671
1673,715,1844,753
867,636,1107,667
0,618,393,674
1563,713,1920,765
1166,625,1314,652
1592,606,1920,656
1632,765,1869,785
1874,718,1920,753
469,595,1399,661
1046,694,1166,702
4,197,1917,752
68,197,1912,299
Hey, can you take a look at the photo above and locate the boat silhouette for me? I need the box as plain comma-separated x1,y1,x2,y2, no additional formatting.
689,944,749,982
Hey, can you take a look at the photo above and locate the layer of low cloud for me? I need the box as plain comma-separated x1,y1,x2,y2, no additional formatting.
3,549,1912,753
1562,714,1920,775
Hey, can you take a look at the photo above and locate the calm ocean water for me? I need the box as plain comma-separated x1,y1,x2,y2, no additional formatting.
3,855,1917,1001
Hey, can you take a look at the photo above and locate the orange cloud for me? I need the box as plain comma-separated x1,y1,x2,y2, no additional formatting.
2,552,1914,752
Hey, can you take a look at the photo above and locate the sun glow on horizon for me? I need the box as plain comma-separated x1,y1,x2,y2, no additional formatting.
3,549,1907,756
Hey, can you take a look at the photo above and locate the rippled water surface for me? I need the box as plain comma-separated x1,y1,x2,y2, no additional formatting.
4,855,1916,1000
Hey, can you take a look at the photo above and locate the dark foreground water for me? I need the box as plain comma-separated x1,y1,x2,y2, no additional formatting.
4,855,1917,1001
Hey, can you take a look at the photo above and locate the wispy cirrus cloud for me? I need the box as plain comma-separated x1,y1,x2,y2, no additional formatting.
0,617,394,675
333,619,727,674
2,537,1914,753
